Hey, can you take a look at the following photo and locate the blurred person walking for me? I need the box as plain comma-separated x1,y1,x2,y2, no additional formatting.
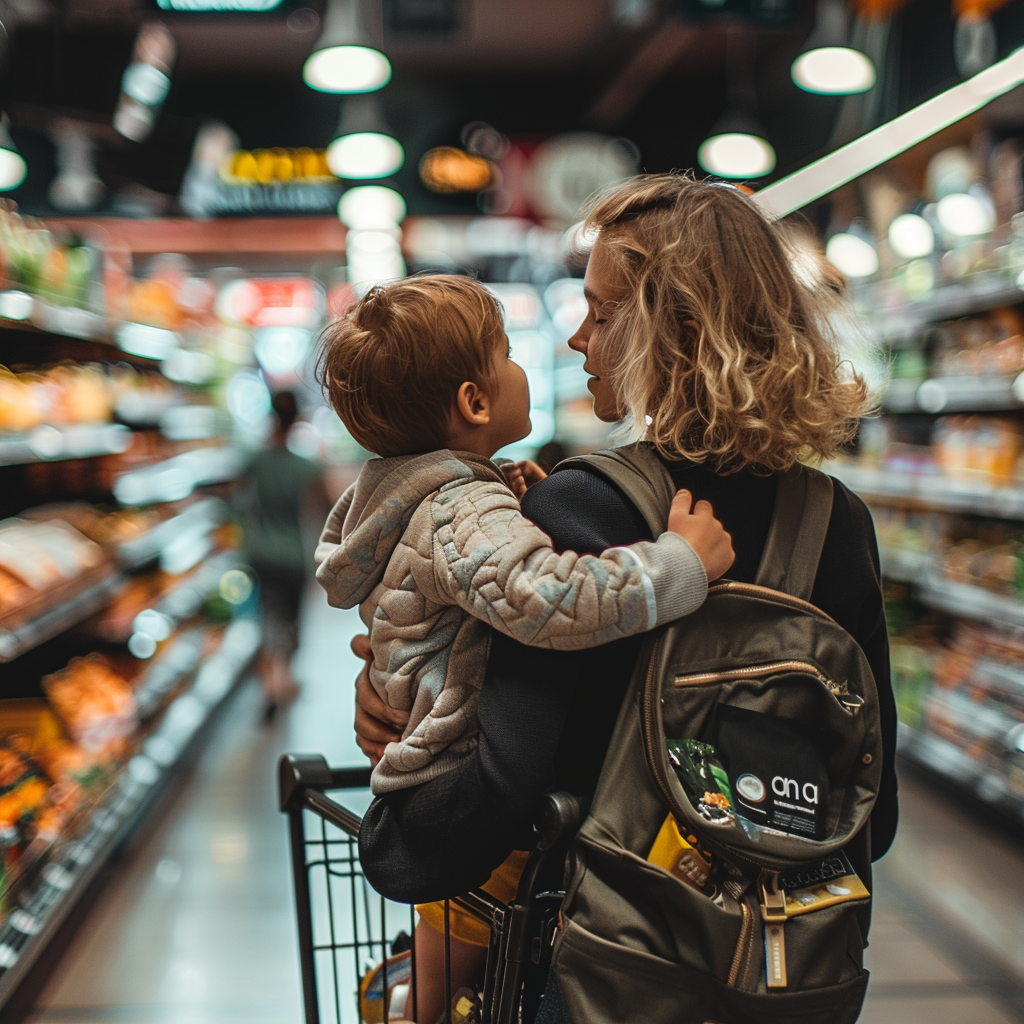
237,389,326,714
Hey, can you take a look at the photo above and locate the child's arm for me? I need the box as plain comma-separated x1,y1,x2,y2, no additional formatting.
430,478,733,650
314,483,356,565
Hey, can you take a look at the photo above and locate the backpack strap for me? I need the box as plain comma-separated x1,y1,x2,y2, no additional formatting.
554,443,675,539
754,463,834,601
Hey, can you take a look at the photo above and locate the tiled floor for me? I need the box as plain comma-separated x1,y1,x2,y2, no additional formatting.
19,586,1024,1024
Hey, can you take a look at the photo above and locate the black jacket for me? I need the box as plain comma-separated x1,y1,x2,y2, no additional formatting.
359,458,898,904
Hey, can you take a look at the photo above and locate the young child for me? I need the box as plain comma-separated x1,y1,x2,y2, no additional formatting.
314,274,733,1023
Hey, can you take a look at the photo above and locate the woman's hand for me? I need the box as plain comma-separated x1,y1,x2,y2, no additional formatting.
500,460,548,500
667,489,735,582
351,634,408,766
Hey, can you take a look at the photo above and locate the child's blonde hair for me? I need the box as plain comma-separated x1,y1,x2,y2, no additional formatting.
582,173,870,473
317,275,505,457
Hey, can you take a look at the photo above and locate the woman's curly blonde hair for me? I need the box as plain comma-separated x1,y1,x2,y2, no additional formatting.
582,173,870,473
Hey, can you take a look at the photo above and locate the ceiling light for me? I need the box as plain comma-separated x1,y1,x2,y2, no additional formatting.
936,192,994,238
791,0,875,96
305,45,390,93
327,132,403,178
114,23,175,142
337,184,405,228
887,214,935,260
327,95,403,178
825,232,878,279
792,47,876,95
0,116,26,191
954,14,997,79
698,34,775,181
303,0,390,93
698,130,775,179
121,62,171,106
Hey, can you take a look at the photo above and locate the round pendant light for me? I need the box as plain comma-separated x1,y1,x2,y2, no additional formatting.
303,0,391,93
792,46,876,95
791,0,875,96
0,116,27,191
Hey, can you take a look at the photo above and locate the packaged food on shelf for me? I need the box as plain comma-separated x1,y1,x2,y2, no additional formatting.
0,204,102,313
937,518,1024,598
42,654,137,761
0,516,112,631
930,307,1024,379
0,363,115,434
932,415,1024,484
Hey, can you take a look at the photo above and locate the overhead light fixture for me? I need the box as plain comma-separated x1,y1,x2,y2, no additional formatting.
49,120,105,211
791,0,875,95
0,115,27,191
698,113,776,179
326,95,404,179
954,12,997,79
304,0,391,93
756,46,1024,218
698,30,775,180
887,213,935,260
337,184,406,229
825,231,878,279
114,22,176,142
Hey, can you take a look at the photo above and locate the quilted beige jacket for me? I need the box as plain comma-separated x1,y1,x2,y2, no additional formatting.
315,449,707,794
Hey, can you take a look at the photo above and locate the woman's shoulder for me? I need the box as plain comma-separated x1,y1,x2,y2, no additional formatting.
521,465,653,553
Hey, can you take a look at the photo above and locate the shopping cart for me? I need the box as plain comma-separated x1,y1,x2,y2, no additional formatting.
278,754,581,1024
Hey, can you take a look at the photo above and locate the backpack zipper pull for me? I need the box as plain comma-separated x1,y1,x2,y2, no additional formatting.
759,870,788,989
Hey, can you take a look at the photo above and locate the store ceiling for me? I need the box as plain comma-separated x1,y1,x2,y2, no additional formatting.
1,0,1023,219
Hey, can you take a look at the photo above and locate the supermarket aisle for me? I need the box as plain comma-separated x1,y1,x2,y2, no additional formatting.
20,586,1024,1024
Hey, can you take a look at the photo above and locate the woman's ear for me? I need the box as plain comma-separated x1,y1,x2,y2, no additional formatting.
455,381,492,426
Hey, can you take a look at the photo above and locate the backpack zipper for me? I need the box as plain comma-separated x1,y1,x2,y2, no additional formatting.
707,581,837,624
726,899,755,987
673,660,864,714
759,870,788,988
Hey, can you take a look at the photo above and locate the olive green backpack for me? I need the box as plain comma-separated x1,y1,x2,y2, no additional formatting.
549,445,882,1024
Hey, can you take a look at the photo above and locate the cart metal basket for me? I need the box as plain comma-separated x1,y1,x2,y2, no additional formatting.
278,754,580,1024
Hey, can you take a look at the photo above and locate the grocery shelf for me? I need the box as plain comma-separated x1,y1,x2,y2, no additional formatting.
881,375,1023,414
898,722,1024,822
112,448,246,507
0,616,261,1011
831,461,1024,521
865,274,1024,345
878,546,931,583
915,572,1024,630
0,571,125,664
0,423,132,468
117,498,228,570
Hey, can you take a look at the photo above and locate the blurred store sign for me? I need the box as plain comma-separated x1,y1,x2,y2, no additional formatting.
223,149,335,186
675,0,800,22
153,0,291,9
215,278,324,329
420,147,497,194
181,134,341,216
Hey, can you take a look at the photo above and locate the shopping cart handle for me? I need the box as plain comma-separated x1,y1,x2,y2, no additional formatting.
277,753,373,813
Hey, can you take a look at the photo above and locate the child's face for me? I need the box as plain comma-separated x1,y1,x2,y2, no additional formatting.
487,337,532,451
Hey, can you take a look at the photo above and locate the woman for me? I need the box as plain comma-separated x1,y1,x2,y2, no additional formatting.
350,174,898,1019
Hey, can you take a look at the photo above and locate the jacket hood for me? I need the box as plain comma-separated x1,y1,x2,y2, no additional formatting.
315,449,503,609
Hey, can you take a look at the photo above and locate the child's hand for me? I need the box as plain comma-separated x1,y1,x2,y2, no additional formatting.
667,489,734,582
501,460,547,500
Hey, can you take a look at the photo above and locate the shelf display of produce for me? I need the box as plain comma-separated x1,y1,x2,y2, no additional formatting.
0,200,272,1013
0,616,261,1005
